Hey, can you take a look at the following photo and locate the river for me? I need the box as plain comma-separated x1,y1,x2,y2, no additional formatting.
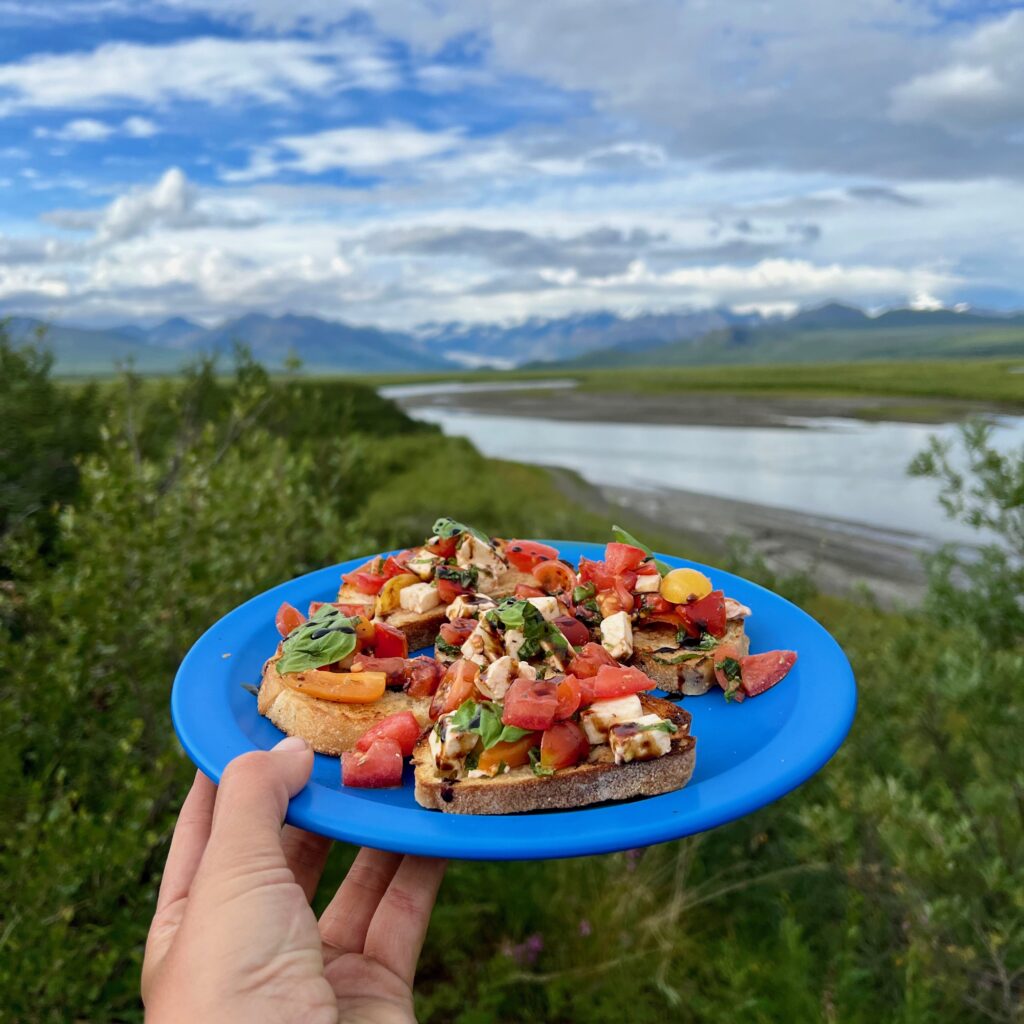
381,381,1024,549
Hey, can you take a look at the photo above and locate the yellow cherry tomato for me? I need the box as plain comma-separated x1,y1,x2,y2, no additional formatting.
283,669,387,703
660,567,713,605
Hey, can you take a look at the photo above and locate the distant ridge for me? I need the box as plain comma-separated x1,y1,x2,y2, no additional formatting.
4,300,1024,374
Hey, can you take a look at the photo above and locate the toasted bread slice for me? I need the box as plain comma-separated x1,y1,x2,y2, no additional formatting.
258,655,432,755
413,694,695,814
631,620,750,695
336,564,538,653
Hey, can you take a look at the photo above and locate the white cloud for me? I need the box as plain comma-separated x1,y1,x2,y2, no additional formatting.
0,34,395,116
890,10,1024,133
223,123,462,181
123,116,159,138
32,115,160,142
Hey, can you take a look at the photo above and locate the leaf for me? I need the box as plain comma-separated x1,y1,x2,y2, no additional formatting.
276,604,358,675
611,524,671,576
432,516,490,544
529,747,555,776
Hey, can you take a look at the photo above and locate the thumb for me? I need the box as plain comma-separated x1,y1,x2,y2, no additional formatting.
203,736,314,873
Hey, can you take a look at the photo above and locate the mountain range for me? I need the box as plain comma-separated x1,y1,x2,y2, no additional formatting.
3,302,1023,375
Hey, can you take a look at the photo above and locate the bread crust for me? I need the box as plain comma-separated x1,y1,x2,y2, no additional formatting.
258,655,432,755
413,694,695,814
632,619,750,695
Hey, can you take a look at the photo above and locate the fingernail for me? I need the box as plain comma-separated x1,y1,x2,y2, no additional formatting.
273,735,309,752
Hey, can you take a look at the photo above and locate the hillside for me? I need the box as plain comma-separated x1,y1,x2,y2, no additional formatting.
554,307,1024,369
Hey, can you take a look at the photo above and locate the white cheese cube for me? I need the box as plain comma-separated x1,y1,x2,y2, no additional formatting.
455,535,506,585
609,714,673,764
580,694,644,744
399,582,440,614
600,610,633,660
429,717,480,774
503,627,526,659
478,655,516,700
446,593,497,621
526,596,560,621
634,573,661,593
405,551,440,580
461,618,501,667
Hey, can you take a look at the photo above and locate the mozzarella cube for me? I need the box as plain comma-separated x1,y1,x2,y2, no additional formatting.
461,618,502,667
405,551,440,580
600,610,633,660
634,573,661,594
429,715,479,774
503,627,526,659
609,714,673,764
455,535,506,585
526,596,560,621
446,592,497,621
580,694,644,744
399,582,440,614
478,655,516,700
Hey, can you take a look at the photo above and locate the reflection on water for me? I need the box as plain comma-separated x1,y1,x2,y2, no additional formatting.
401,404,1024,545
379,379,577,398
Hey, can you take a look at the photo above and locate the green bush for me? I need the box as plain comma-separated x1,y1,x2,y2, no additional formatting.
0,334,1020,1023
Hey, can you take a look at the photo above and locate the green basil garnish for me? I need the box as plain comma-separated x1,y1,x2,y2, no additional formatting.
529,747,555,776
449,699,532,749
432,516,490,544
276,604,359,675
486,597,568,658
610,524,671,577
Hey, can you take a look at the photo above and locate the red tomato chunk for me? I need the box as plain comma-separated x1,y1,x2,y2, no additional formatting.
342,737,404,788
502,677,559,731
356,712,422,757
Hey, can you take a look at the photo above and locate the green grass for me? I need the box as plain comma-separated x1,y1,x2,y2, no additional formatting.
360,358,1024,410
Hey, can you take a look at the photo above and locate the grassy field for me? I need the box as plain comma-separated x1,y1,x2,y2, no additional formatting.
363,357,1024,410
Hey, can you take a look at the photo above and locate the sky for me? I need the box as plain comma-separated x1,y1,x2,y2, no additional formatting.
1,0,1023,329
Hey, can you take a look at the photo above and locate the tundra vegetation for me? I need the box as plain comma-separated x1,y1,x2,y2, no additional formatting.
1,326,1021,1023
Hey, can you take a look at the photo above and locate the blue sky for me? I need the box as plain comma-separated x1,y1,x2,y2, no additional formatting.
1,1,1023,327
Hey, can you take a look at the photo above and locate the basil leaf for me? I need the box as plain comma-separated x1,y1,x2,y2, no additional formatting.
276,605,358,675
447,699,532,749
610,524,671,577
572,582,596,603
652,650,707,665
435,637,463,659
718,656,742,683
488,597,568,660
464,749,480,771
637,719,678,733
437,564,479,590
432,516,490,544
529,747,555,776
698,632,721,651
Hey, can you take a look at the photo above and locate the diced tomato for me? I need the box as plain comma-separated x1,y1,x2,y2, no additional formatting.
605,542,647,575
681,590,727,638
712,645,744,698
342,738,404,788
540,720,590,769
591,664,655,700
612,576,635,613
477,731,540,774
597,589,627,617
502,677,559,731
577,556,616,592
553,615,590,648
635,593,685,628
406,656,442,697
429,659,480,719
531,560,577,596
439,619,476,647
576,675,598,706
554,675,582,719
275,602,305,637
635,561,660,576
372,621,408,659
382,553,413,578
739,650,797,697
342,570,388,595
356,711,422,757
425,535,458,558
505,540,560,573
349,655,407,687
514,583,548,599
436,576,470,604
568,642,618,679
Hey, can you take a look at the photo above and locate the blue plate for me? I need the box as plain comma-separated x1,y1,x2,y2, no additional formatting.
171,542,855,860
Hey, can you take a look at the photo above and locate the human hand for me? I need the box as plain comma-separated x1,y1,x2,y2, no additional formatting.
142,736,446,1024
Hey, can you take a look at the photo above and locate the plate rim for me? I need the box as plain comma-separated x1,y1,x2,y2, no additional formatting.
171,540,857,860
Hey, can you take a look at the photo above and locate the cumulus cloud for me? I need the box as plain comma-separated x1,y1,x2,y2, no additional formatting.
889,10,1024,134
33,115,160,142
0,34,395,115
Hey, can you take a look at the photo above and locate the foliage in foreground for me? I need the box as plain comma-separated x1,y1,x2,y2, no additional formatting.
0,330,1021,1023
